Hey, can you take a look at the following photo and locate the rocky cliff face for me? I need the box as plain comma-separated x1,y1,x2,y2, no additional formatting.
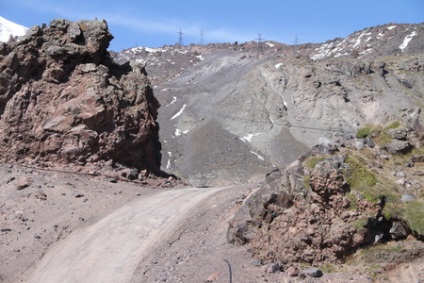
0,19,161,175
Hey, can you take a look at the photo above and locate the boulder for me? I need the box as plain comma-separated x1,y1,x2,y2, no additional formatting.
0,19,161,175
303,268,323,278
383,140,411,154
389,220,409,240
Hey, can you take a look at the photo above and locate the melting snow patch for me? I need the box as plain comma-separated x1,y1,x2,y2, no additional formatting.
359,48,374,58
353,33,366,49
166,152,172,169
387,25,397,30
170,104,186,120
240,133,261,143
145,47,165,53
310,42,339,60
399,31,418,52
166,96,177,107
174,128,189,137
266,42,275,48
196,55,204,61
274,63,284,69
250,151,265,161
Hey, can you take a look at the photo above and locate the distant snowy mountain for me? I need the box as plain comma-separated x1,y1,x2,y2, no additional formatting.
0,16,28,42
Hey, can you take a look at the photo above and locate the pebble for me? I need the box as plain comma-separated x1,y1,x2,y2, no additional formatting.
265,263,281,274
250,259,262,267
286,266,300,277
303,267,323,278
107,178,118,183
16,176,33,190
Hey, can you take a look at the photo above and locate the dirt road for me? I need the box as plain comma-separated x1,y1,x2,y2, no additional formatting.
26,187,226,283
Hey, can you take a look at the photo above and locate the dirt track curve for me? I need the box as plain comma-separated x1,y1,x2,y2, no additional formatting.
26,187,226,283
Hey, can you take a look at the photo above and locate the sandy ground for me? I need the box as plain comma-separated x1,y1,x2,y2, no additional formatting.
1,164,423,283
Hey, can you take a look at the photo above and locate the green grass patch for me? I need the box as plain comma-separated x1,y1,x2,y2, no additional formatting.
356,124,381,139
319,263,337,273
404,200,424,234
303,156,326,169
356,125,373,139
352,217,368,229
389,146,424,167
343,152,401,215
383,121,400,131
373,131,392,147
303,175,311,190
344,155,378,202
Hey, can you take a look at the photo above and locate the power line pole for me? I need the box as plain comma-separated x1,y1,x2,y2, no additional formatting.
200,29,204,45
177,28,184,46
293,35,299,55
257,33,264,57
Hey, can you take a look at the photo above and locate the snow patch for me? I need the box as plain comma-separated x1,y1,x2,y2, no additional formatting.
250,151,265,161
166,96,177,107
240,133,261,143
399,31,418,52
174,128,189,137
274,63,284,69
171,104,186,120
266,42,275,48
166,152,172,169
0,16,28,42
145,47,165,53
353,33,366,49
387,25,397,30
196,55,204,61
310,42,339,60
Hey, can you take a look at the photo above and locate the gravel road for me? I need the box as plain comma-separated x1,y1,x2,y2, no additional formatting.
26,187,226,283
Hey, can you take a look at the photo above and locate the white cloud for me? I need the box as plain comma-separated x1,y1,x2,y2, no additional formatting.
16,1,254,44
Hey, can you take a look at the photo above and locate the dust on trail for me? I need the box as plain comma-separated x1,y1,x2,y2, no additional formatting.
27,187,225,283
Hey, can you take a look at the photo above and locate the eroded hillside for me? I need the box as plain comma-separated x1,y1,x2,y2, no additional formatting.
114,22,424,186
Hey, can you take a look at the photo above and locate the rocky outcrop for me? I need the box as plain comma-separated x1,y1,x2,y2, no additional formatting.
228,134,424,265
0,19,161,174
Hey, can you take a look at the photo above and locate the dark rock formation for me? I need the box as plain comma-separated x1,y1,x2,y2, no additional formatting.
0,19,161,174
227,145,421,265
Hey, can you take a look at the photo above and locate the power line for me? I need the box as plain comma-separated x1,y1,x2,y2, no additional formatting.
177,28,184,46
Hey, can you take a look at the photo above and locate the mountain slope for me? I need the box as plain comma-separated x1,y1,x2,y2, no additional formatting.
0,16,28,42
115,23,424,186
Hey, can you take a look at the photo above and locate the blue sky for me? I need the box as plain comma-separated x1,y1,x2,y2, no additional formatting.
1,0,423,51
